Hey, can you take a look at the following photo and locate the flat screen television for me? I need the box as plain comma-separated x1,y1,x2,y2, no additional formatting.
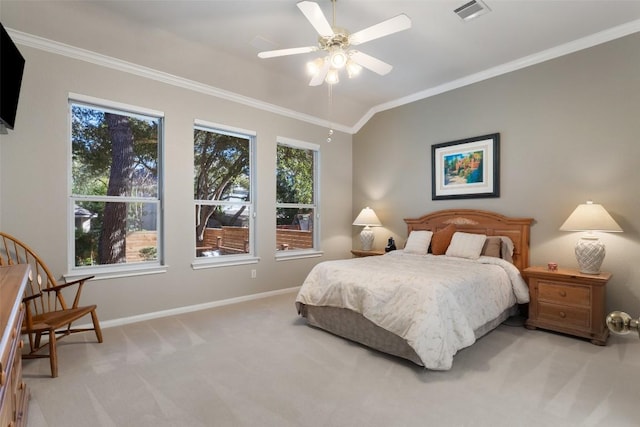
0,22,25,133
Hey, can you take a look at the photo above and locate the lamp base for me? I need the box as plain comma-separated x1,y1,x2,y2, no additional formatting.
575,236,605,275
359,226,375,251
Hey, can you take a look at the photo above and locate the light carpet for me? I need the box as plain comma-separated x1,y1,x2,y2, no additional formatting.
23,291,640,427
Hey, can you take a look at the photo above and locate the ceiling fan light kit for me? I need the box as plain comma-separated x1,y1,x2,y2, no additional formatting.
346,60,362,78
258,0,412,87
306,57,325,75
326,68,340,85
329,48,347,69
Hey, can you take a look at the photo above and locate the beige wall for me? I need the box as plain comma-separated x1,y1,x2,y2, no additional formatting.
0,45,353,322
2,29,638,323
353,33,640,314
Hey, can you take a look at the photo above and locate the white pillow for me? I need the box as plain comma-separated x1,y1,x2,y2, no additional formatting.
403,230,433,255
445,232,487,260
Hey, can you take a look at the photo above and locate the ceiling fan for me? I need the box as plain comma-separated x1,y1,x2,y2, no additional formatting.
258,0,412,86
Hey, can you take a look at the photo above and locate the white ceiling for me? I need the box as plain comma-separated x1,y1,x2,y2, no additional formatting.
3,1,640,132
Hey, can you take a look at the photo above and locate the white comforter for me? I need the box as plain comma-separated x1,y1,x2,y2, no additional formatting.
295,251,530,370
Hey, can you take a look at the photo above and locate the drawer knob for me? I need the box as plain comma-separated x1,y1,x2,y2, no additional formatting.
558,290,567,297
559,311,567,318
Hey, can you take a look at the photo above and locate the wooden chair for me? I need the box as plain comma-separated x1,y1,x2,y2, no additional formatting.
0,232,103,377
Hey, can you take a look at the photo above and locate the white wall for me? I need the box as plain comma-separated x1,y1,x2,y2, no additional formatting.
0,44,353,322
353,33,640,314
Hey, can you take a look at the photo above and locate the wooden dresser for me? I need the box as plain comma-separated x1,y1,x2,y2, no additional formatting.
523,266,610,345
0,265,29,427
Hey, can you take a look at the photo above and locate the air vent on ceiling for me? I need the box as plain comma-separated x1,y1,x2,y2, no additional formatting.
454,0,491,22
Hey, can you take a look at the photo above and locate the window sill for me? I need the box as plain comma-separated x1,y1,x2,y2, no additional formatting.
276,250,323,261
65,264,168,281
191,255,260,270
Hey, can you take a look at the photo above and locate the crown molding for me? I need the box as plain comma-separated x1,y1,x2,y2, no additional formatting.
7,28,353,135
8,18,640,136
352,19,640,133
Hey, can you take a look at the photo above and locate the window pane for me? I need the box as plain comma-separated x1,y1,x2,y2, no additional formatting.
195,204,250,257
194,127,252,258
72,104,159,198
276,207,314,250
276,145,314,204
194,129,250,200
74,201,158,266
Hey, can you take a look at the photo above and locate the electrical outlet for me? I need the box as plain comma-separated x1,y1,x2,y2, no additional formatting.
251,269,257,279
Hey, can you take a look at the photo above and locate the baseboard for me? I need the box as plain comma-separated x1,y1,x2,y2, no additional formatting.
76,286,301,330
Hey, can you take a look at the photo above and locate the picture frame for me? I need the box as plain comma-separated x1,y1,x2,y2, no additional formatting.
431,133,500,200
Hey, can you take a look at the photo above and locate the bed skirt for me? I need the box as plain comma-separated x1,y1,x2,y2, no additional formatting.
297,302,519,367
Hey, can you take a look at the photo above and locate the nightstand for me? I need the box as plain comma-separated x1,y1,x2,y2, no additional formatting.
351,249,385,257
523,266,611,345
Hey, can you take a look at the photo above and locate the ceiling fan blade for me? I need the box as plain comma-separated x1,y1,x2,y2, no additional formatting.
349,14,412,46
258,46,318,59
349,51,393,75
297,1,334,38
309,59,330,86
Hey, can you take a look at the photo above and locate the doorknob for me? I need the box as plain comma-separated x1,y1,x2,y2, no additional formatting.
606,311,640,338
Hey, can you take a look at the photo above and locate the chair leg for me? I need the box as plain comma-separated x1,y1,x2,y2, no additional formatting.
48,328,58,378
91,309,103,343
26,332,35,353
34,332,42,349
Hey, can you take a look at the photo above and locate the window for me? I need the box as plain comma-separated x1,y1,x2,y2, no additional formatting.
193,121,255,265
70,95,163,275
276,138,319,255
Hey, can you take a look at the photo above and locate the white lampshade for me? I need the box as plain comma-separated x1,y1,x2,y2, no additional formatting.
353,207,382,251
559,201,623,232
346,60,362,78
560,201,622,274
306,57,324,75
325,68,339,85
329,48,347,69
353,207,382,227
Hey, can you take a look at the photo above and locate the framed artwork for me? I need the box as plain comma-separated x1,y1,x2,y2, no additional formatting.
431,133,500,200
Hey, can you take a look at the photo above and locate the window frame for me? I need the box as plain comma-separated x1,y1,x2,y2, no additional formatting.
67,93,165,280
275,137,322,261
191,119,258,270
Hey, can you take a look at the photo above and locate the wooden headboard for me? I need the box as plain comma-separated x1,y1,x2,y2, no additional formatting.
404,209,534,272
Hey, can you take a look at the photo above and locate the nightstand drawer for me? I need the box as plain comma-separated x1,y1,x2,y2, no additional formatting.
538,281,590,307
524,266,610,345
538,302,591,328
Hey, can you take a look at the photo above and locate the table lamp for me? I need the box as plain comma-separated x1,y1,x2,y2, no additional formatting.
353,207,382,251
559,200,622,274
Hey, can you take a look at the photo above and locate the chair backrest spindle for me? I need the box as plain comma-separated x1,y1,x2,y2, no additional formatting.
0,232,61,317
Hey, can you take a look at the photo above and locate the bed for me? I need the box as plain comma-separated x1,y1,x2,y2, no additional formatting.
295,209,533,370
